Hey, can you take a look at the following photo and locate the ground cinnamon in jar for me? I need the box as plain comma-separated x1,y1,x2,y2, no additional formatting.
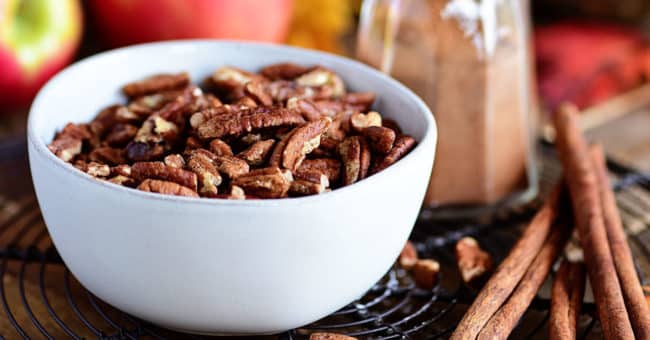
359,0,536,209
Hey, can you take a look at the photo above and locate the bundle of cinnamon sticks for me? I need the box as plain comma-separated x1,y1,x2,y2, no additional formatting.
450,103,650,340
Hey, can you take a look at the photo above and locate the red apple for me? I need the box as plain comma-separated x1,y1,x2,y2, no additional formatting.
90,0,294,48
0,0,83,111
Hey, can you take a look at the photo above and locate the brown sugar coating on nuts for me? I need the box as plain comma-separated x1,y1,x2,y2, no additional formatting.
48,63,416,199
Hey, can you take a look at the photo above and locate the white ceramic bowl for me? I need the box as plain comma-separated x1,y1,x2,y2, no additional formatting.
27,41,437,335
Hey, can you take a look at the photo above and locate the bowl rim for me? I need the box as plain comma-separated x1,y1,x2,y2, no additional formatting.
28,39,437,208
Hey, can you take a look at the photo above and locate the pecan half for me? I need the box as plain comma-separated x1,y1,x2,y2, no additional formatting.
362,126,396,154
341,92,375,112
216,185,247,200
260,63,310,80
232,167,293,198
127,88,188,115
164,154,186,168
371,135,416,174
187,150,222,197
105,123,138,147
89,147,126,165
269,132,291,167
131,161,198,191
399,241,418,270
239,133,263,145
108,175,137,187
89,105,120,136
244,81,273,106
286,97,323,121
349,111,382,132
295,68,345,99
122,72,190,97
455,237,493,286
189,105,236,128
209,139,234,156
185,136,203,151
382,118,402,135
290,169,329,196
238,139,275,166
337,136,371,185
58,123,92,140
214,155,250,179
137,179,198,197
196,107,305,139
234,96,258,108
48,137,82,162
282,117,331,170
211,66,264,99
111,164,132,177
84,162,111,177
413,259,440,290
298,158,341,183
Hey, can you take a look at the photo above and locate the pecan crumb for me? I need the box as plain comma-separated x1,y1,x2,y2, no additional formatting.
455,237,493,286
399,241,418,270
413,259,440,290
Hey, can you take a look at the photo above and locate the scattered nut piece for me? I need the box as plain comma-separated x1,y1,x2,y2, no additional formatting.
455,237,493,286
413,259,440,290
137,179,198,197
399,241,418,270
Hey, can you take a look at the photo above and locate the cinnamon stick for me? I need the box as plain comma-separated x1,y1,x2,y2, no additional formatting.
477,221,571,340
590,144,650,339
450,184,563,340
552,103,634,340
549,260,586,340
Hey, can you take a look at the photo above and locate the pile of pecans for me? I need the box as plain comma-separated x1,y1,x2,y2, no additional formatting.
48,63,416,199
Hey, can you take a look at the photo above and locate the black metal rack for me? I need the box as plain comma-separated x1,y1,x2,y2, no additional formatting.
0,144,648,339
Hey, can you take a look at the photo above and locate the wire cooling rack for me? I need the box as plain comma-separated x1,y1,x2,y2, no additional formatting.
0,143,649,339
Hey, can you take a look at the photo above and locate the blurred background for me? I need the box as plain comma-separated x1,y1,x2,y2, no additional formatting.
2,0,650,160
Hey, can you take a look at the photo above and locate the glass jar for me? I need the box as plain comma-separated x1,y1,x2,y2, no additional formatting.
357,0,538,218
